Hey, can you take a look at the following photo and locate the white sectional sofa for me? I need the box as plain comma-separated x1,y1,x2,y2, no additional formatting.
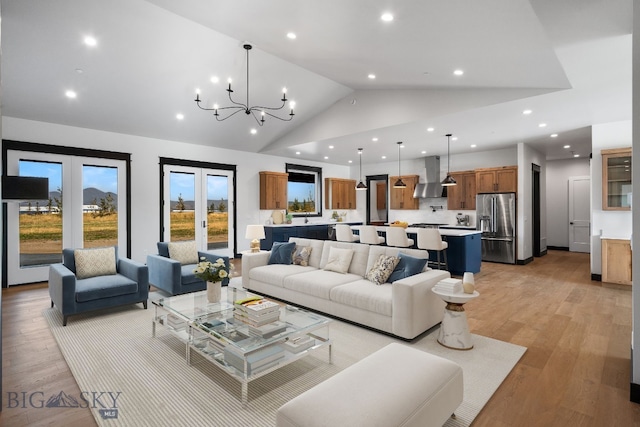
242,238,451,340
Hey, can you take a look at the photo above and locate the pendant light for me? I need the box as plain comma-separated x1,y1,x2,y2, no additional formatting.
356,148,367,190
393,141,406,188
441,134,457,186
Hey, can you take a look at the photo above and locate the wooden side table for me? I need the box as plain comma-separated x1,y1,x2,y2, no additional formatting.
431,288,479,350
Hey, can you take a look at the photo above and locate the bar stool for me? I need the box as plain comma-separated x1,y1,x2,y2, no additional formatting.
335,224,360,242
359,225,385,245
386,227,414,248
417,228,448,270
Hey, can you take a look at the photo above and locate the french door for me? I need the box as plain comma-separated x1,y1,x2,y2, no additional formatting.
162,164,235,257
6,150,128,285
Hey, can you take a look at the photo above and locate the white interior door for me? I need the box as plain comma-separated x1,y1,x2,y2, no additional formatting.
163,165,234,257
6,151,127,285
569,176,590,253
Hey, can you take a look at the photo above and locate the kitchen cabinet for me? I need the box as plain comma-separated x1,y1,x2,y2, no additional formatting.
389,175,419,210
601,238,632,285
325,178,357,209
260,171,288,210
447,170,476,210
602,147,631,211
475,166,517,193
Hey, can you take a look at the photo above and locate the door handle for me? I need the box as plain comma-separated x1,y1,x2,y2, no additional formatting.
570,222,574,225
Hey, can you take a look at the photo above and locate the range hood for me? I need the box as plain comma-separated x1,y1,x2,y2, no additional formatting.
413,156,445,198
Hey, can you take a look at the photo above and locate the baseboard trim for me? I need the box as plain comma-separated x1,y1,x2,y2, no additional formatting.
517,257,534,265
547,246,569,251
591,274,602,282
539,249,548,256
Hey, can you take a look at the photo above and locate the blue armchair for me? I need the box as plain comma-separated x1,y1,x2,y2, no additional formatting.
146,242,230,296
49,247,149,326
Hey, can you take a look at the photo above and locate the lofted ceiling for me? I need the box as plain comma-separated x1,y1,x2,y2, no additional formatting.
1,0,632,166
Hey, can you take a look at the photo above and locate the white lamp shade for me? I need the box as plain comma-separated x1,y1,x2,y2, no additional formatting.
245,225,265,240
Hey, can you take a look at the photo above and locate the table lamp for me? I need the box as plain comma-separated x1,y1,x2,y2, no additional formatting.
245,225,265,253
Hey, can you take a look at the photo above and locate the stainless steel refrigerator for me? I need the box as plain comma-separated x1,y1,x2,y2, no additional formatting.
476,193,516,264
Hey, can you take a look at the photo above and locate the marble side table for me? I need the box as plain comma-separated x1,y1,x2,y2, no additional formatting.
431,288,479,350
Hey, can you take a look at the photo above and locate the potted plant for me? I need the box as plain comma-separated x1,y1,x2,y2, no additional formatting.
193,257,234,303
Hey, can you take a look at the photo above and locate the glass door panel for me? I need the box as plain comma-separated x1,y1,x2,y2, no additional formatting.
18,160,63,267
206,174,229,250
168,171,196,242
83,165,119,248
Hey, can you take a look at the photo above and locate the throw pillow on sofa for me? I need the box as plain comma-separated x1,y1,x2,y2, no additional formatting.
168,241,199,265
387,252,428,283
74,246,117,279
268,242,296,265
292,245,313,266
365,254,400,285
323,247,354,274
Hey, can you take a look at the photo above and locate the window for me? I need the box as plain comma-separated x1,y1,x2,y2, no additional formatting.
286,163,322,217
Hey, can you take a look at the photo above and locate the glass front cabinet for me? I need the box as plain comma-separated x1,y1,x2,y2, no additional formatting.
602,147,632,210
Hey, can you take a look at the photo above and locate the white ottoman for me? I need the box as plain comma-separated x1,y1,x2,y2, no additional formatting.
276,343,463,427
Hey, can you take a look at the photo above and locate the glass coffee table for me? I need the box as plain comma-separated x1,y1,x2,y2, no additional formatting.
152,286,332,406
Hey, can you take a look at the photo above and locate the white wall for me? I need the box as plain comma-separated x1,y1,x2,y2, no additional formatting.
632,1,640,387
590,120,632,275
2,117,351,262
546,158,590,248
517,142,547,261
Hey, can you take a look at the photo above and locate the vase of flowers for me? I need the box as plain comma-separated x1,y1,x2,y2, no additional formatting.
193,257,233,303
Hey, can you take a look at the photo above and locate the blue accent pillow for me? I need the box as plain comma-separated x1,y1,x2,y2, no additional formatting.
268,242,296,265
387,252,428,283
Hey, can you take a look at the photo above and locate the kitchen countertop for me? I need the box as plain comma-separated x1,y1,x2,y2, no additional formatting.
351,225,481,237
265,221,362,227
600,235,631,240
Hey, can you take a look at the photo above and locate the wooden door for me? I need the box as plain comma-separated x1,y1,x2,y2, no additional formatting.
602,239,632,285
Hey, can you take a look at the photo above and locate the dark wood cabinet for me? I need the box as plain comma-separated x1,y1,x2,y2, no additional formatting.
325,178,357,209
447,170,476,210
389,175,419,210
475,166,517,193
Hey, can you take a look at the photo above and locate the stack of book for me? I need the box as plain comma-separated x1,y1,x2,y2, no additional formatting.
282,334,315,353
249,320,287,338
434,278,463,294
166,313,187,330
234,297,281,327
223,344,285,375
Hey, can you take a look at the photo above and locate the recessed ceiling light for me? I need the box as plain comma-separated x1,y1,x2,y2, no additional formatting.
176,113,184,120
368,74,376,79
329,145,334,149
75,68,84,74
471,144,477,148
296,151,301,155
452,137,458,141
83,36,97,47
211,76,219,83
538,123,547,128
250,129,257,135
381,13,394,22
324,156,329,160
550,134,558,138
348,160,353,164
421,150,427,154
522,109,532,115
381,155,387,159
65,90,77,99
372,137,378,142
427,127,435,132
453,69,464,76
286,32,297,39
564,145,571,149
573,154,580,158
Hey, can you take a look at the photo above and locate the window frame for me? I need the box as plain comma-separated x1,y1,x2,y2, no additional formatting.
285,163,322,217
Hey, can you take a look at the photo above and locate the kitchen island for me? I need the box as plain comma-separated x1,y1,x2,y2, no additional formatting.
351,226,481,276
260,222,362,250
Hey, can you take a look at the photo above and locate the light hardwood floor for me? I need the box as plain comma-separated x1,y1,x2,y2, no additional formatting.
1,251,639,426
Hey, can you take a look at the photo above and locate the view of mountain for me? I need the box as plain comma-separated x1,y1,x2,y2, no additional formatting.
18,187,118,207
169,199,228,212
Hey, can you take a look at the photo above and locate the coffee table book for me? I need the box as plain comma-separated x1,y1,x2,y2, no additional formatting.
224,344,285,375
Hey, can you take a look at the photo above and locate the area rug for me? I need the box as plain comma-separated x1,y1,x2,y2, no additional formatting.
43,305,525,427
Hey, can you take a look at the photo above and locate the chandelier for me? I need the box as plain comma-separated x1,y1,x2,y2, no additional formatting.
194,44,295,126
